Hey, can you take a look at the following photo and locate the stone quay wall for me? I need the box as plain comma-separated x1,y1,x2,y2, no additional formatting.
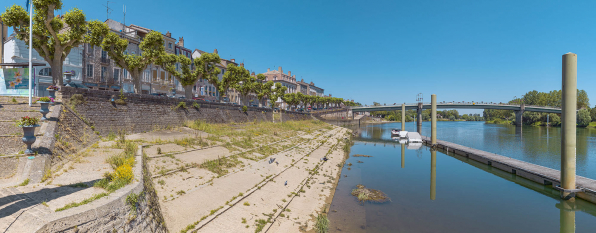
58,87,311,136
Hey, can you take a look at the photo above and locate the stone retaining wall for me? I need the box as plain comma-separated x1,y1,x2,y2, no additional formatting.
36,146,167,233
59,87,311,136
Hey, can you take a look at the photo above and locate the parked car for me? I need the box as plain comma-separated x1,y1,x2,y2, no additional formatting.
178,96,185,99
192,97,205,101
251,105,258,107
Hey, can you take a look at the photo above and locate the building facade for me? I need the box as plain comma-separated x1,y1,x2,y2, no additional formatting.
3,34,84,97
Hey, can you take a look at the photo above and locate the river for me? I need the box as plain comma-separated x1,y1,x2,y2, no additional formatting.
327,121,596,232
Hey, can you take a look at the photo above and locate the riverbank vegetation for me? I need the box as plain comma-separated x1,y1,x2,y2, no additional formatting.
370,108,483,122
484,89,595,127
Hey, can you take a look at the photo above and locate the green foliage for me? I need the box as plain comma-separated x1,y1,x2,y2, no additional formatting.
88,21,165,93
193,102,200,110
315,213,330,233
69,94,85,107
578,109,591,127
18,178,30,186
56,192,109,212
242,106,248,113
114,89,127,105
269,83,287,109
37,97,51,102
16,116,39,127
590,107,596,122
173,102,187,110
2,0,89,85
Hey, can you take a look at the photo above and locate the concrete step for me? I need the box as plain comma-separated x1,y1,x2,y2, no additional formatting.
0,187,50,233
0,103,43,112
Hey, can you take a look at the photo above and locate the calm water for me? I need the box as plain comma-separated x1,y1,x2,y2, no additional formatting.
328,122,596,233
359,121,596,179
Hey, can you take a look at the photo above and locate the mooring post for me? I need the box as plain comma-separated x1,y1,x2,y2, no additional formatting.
431,94,437,145
401,143,405,168
417,103,423,134
561,52,577,200
558,200,576,233
431,149,436,200
401,103,405,131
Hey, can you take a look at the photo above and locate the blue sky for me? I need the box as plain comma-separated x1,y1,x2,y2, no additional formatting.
7,0,596,112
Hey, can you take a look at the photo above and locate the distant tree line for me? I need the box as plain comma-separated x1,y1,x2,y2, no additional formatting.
371,108,484,122
483,89,594,127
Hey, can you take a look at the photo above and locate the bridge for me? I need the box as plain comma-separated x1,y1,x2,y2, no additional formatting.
350,102,562,127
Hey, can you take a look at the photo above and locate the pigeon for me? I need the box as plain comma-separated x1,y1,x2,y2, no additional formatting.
284,181,288,186
269,158,276,164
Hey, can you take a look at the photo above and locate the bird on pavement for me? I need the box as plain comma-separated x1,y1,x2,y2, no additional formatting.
284,181,288,186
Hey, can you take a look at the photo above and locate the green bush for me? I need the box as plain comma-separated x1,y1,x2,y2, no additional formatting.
193,102,200,110
578,109,591,127
174,102,187,110
242,106,248,113
70,94,85,107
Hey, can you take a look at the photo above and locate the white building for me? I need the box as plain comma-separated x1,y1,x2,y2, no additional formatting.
3,34,83,96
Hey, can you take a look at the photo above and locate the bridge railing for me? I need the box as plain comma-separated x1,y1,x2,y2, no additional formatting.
357,102,562,110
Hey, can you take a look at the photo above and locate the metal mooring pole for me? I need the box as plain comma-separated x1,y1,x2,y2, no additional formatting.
561,52,577,200
401,103,405,131
431,94,437,145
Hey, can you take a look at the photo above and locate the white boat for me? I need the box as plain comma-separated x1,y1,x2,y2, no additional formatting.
391,128,401,135
406,132,423,143
398,131,408,138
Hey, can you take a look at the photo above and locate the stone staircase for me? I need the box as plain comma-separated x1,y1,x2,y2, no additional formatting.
0,187,51,233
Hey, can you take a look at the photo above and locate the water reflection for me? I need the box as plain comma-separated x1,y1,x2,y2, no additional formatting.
328,123,596,232
558,200,576,233
355,121,596,179
401,143,405,168
431,149,436,200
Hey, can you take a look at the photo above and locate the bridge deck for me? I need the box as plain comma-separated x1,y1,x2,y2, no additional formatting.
421,136,596,204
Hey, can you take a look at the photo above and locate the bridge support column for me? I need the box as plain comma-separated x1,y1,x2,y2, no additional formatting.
514,104,525,127
401,104,405,131
561,52,577,200
431,149,436,200
431,94,437,145
417,103,422,134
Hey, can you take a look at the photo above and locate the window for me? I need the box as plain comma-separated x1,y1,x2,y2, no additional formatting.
101,66,107,82
38,68,52,76
168,43,172,49
123,69,128,80
113,69,120,82
86,64,93,77
175,48,179,55
101,50,108,59
87,44,94,56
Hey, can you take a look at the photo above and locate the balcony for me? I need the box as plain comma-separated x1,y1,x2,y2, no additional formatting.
101,57,110,64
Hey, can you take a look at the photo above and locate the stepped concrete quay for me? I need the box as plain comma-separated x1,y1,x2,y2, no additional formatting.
421,136,596,204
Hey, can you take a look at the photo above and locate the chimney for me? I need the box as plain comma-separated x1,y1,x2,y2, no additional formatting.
231,59,235,63
288,71,291,76
240,63,244,67
251,72,255,76
177,37,184,47
267,68,270,72
278,66,282,73
165,31,171,38
213,49,218,54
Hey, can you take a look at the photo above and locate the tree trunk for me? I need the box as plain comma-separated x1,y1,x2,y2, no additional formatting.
131,73,142,94
184,85,193,99
52,60,63,86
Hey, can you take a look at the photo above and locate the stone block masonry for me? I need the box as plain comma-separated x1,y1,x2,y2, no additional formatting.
59,87,311,136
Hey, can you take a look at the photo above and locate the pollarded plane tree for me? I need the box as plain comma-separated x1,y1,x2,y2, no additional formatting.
255,77,274,108
161,52,221,99
2,0,88,85
231,65,260,106
87,21,165,94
